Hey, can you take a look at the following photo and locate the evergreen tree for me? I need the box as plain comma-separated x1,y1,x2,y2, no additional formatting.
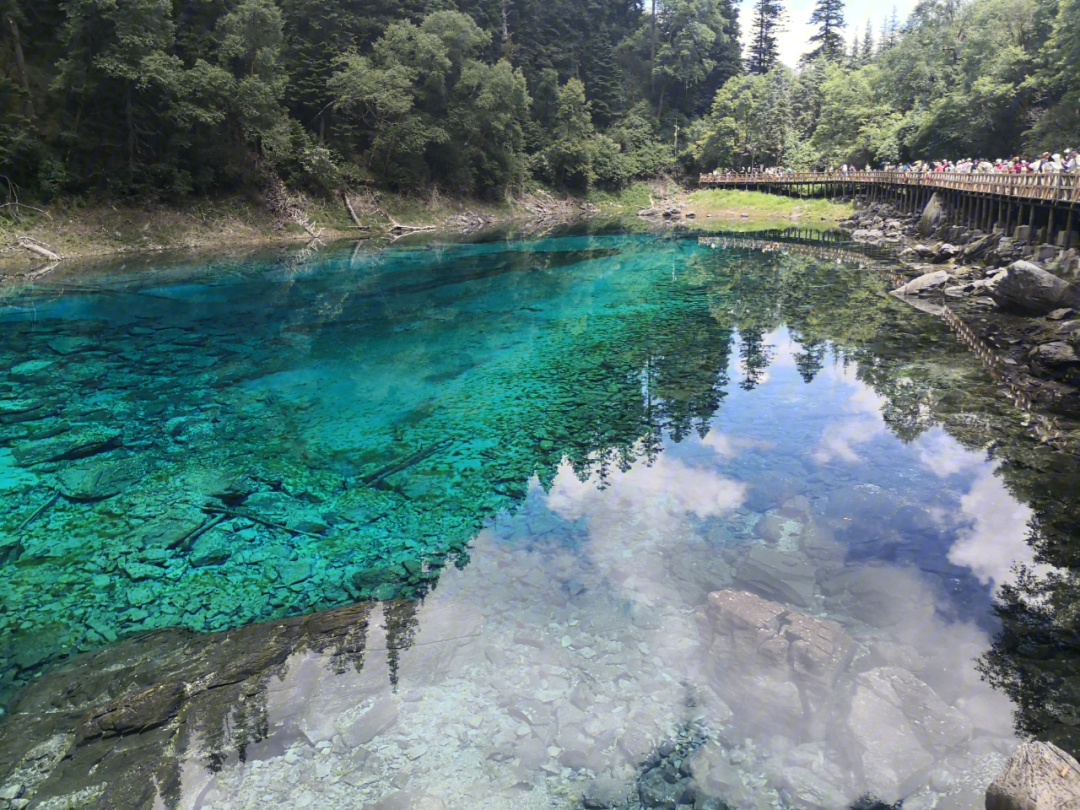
879,6,900,50
747,0,784,75
861,19,874,61
802,0,845,63
278,0,365,142
582,33,624,126
4,0,1072,203
54,0,177,179
790,55,829,140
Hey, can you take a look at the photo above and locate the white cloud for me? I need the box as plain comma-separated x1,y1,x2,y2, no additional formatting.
916,429,975,478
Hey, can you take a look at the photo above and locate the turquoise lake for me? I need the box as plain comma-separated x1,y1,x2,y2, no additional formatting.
1,228,1078,810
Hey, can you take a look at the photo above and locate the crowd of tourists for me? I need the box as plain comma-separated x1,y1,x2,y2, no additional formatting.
706,150,1080,178
878,151,1079,174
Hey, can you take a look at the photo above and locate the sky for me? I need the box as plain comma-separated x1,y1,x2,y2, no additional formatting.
738,0,921,67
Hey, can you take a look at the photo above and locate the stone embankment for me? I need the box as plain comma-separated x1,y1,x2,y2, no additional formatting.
842,195,1080,416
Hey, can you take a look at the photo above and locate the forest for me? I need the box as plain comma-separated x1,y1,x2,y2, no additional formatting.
0,0,1077,203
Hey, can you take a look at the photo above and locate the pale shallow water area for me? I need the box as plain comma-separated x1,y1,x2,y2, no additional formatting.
0,230,1077,810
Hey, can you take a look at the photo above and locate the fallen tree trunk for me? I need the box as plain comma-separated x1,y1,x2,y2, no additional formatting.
16,236,60,261
342,190,367,229
388,220,436,233
340,188,429,234
383,210,435,234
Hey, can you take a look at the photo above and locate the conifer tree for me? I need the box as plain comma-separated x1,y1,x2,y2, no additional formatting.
583,34,623,126
879,6,899,50
849,31,860,67
747,0,784,75
801,0,845,63
861,19,873,61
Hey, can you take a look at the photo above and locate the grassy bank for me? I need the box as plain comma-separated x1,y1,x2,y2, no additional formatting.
685,188,853,227
582,183,854,232
585,180,676,211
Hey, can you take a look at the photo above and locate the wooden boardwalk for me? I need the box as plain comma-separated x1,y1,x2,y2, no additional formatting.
699,170,1080,250
699,170,1080,205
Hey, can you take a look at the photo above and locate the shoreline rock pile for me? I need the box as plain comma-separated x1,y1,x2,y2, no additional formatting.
841,196,1080,415
840,196,1079,279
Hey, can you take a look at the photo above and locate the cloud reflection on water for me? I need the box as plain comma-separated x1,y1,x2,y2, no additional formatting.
912,428,1038,591
21,332,1036,810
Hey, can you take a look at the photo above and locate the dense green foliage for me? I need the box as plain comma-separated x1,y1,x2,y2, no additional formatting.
0,0,738,199
1,0,1077,201
690,0,1080,172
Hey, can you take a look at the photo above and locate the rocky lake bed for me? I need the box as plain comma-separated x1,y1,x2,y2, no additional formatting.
1,228,1078,809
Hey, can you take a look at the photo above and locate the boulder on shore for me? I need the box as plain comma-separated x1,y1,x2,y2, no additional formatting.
1031,342,1080,366
892,270,950,296
986,741,1080,810
988,260,1080,316
918,193,945,237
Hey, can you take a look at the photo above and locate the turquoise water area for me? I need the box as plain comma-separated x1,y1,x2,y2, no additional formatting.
1,228,1079,809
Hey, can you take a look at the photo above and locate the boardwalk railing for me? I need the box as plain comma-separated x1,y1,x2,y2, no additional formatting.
699,170,1080,205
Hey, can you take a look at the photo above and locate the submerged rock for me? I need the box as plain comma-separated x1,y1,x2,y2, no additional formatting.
0,601,381,810
58,457,147,501
582,776,632,808
47,336,95,356
639,767,693,808
754,512,788,544
188,534,231,567
343,698,399,747
781,765,851,809
735,546,817,606
13,426,123,466
135,508,207,550
697,590,856,741
843,666,972,803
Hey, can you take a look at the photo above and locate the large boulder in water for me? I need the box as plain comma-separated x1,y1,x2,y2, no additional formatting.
989,260,1080,316
735,546,817,606
842,666,972,803
696,590,857,741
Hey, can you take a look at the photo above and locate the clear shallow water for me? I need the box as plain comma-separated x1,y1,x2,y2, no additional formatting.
0,229,1078,810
